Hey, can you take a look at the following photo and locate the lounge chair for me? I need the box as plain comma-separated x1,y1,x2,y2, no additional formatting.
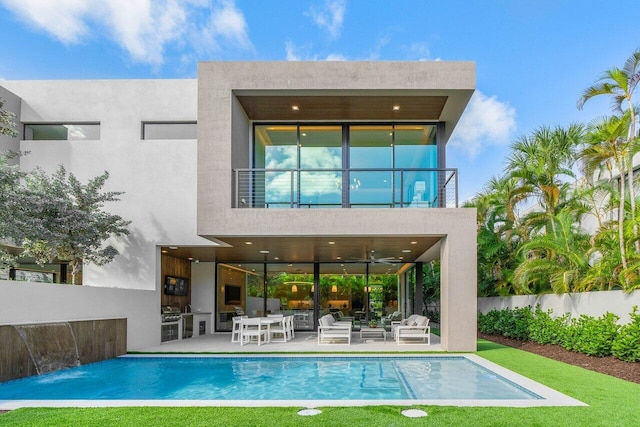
318,314,352,344
395,315,430,345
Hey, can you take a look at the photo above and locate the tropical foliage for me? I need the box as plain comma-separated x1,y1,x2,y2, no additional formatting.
0,153,130,284
470,49,640,295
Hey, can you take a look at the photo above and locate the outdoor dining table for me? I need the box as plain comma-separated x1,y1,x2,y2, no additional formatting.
240,317,283,344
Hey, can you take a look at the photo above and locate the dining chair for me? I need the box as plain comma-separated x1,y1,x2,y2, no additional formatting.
231,315,247,343
240,317,268,346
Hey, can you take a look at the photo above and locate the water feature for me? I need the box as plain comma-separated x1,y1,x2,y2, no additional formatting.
13,323,80,375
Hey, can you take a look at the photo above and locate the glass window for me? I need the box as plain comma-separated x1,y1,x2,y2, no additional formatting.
349,125,393,206
25,124,100,141
142,122,197,140
266,263,315,330
394,125,438,207
216,263,264,331
299,125,342,207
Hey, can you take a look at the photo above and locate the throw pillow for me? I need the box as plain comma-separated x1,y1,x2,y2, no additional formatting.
401,320,408,325
410,321,418,326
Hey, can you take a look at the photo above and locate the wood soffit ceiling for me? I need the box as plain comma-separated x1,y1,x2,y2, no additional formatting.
236,95,448,121
161,236,442,266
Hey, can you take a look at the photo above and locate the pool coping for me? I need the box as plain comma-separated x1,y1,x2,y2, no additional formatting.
0,353,587,409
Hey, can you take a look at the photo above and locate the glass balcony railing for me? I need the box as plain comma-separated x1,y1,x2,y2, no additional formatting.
234,168,458,208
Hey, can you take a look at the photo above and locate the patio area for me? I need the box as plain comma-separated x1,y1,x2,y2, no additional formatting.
137,331,442,353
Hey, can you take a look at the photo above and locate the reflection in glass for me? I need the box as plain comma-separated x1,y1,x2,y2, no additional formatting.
349,125,393,206
266,263,315,330
299,126,342,206
25,124,100,141
216,264,264,331
394,125,438,207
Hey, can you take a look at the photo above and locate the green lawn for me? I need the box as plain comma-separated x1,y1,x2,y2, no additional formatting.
2,340,639,427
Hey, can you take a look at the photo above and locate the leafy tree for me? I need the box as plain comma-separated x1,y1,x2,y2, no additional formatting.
0,96,20,270
507,124,584,236
14,166,130,284
578,49,640,252
0,98,18,137
580,114,633,270
514,209,591,294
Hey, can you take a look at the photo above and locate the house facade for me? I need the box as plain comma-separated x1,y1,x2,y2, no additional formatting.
0,61,477,352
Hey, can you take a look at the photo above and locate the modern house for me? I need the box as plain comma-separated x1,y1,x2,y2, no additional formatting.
0,61,477,354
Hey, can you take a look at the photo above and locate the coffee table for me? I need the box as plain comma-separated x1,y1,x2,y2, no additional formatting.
360,326,386,343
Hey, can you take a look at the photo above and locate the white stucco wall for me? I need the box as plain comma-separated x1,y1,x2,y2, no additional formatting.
0,279,158,350
1,80,215,291
478,290,640,325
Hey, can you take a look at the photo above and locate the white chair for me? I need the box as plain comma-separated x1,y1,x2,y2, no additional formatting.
395,315,430,345
318,314,352,345
285,315,295,340
240,317,268,346
231,315,247,343
267,314,287,342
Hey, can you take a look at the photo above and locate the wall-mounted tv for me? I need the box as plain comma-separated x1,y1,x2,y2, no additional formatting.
164,275,189,296
224,284,242,305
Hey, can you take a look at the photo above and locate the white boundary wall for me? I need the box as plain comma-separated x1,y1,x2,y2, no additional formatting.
0,280,159,350
478,290,640,324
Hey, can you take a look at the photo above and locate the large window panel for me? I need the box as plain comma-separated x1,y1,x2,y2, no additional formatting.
25,124,100,141
394,125,438,207
349,125,393,206
142,122,197,140
299,125,342,207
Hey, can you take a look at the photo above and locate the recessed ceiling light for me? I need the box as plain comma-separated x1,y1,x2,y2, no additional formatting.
302,133,307,136
260,250,270,254
328,241,335,245
399,256,404,260
402,249,411,253
245,241,253,245
393,105,400,111
169,246,178,250
411,241,418,245
188,257,193,260
274,257,280,260
288,264,293,267
291,105,299,111
161,250,168,253
336,256,341,260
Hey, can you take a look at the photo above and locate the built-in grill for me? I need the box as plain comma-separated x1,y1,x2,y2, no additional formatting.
161,306,181,323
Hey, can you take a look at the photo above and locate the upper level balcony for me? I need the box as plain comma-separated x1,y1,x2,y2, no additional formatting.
234,167,458,209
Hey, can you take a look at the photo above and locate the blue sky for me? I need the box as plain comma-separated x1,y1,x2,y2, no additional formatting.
1,0,639,201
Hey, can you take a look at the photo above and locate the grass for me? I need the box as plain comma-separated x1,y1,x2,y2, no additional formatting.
2,340,639,426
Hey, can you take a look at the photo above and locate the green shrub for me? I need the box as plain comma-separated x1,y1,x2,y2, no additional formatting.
563,312,620,357
478,309,501,335
529,306,569,345
504,306,533,340
612,306,640,362
478,307,532,340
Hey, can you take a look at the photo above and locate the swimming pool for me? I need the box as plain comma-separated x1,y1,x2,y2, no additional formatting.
0,355,585,408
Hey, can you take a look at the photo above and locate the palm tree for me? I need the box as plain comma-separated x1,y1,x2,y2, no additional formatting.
514,209,591,294
507,124,584,235
579,114,631,269
578,49,640,252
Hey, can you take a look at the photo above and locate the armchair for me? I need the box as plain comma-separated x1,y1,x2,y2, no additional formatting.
318,314,352,344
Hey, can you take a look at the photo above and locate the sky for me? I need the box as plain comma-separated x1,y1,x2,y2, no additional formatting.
1,0,639,202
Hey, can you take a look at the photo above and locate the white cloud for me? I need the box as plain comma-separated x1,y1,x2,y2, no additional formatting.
449,91,516,158
285,41,346,61
305,0,346,40
0,0,251,66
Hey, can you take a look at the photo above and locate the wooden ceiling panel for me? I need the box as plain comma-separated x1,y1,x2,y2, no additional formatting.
236,96,447,121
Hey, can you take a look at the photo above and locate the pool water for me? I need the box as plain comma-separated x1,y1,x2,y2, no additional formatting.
0,356,541,401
